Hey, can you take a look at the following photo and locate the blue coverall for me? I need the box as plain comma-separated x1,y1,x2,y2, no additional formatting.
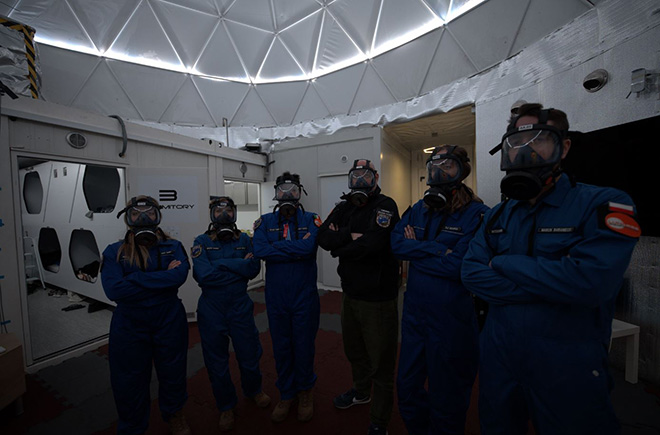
392,199,488,435
101,238,190,435
461,175,639,435
252,208,320,400
191,232,262,411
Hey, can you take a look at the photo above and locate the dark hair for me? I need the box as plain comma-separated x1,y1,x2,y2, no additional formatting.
508,103,569,132
276,171,301,185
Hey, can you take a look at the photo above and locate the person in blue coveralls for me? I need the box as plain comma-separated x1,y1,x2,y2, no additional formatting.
191,196,269,432
101,195,191,435
462,103,641,435
392,145,489,435
252,172,322,424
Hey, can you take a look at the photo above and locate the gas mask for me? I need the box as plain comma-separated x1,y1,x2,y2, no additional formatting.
423,146,467,209
345,160,377,207
273,172,306,219
117,196,162,247
209,197,237,241
495,116,565,201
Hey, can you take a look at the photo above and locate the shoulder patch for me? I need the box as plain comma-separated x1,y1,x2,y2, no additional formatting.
598,203,641,238
253,217,262,231
376,208,393,228
191,245,202,258
313,214,322,227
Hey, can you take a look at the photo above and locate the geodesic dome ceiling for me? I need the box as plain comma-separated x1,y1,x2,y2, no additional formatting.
1,0,593,129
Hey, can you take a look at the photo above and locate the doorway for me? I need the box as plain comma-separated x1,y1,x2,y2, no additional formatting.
18,157,126,361
383,105,477,205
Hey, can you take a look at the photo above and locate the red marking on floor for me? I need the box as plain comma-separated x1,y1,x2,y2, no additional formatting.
253,301,266,316
319,290,342,314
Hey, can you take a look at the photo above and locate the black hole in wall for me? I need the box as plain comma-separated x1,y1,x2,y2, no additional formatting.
563,115,660,237
23,171,43,214
83,165,120,213
38,228,61,273
69,229,100,283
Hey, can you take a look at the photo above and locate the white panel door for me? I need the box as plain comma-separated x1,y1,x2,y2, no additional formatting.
319,175,347,289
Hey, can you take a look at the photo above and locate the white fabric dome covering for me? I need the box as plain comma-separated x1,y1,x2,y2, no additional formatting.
1,0,594,137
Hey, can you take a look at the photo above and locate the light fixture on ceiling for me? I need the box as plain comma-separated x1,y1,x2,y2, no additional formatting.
423,147,435,153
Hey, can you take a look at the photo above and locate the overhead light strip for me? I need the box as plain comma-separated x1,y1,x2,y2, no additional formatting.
34,0,487,85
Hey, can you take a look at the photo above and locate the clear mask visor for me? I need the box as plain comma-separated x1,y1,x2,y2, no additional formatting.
126,206,161,227
274,182,301,201
426,156,461,185
501,128,562,171
211,203,236,224
348,168,376,190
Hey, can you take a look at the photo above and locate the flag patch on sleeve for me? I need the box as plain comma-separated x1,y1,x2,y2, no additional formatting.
598,202,641,238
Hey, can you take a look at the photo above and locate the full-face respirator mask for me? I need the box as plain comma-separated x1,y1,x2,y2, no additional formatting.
490,108,566,201
423,146,469,210
343,160,378,207
273,172,307,219
116,196,162,247
209,197,238,241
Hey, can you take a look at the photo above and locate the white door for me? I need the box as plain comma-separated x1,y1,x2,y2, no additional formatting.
319,175,348,289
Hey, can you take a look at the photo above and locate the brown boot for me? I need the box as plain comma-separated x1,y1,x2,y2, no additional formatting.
218,409,235,432
297,389,313,422
250,391,271,408
271,398,293,423
167,410,192,435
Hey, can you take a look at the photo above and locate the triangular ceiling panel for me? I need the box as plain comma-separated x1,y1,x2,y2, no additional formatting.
420,28,478,94
313,62,365,116
194,23,248,80
193,76,249,124
106,1,184,70
349,63,397,114
230,86,276,126
256,81,308,125
11,0,95,51
257,37,305,82
67,0,139,53
0,0,19,18
327,0,380,54
108,59,187,122
71,60,142,119
279,10,323,73
163,0,220,16
159,77,215,125
315,10,364,74
224,0,274,32
39,45,100,106
509,0,589,56
273,0,320,31
424,0,452,21
372,27,442,101
292,85,332,124
225,20,273,80
213,0,235,15
373,0,440,55
151,0,220,67
447,0,527,71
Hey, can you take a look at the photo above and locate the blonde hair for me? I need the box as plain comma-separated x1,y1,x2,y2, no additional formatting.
116,195,169,269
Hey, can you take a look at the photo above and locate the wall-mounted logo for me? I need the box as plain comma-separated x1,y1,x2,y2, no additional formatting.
137,174,198,222
159,189,178,202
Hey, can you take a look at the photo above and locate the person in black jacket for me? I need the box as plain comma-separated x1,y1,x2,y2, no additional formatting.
317,159,400,435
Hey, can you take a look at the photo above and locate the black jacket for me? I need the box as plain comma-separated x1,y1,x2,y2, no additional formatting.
317,187,400,301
